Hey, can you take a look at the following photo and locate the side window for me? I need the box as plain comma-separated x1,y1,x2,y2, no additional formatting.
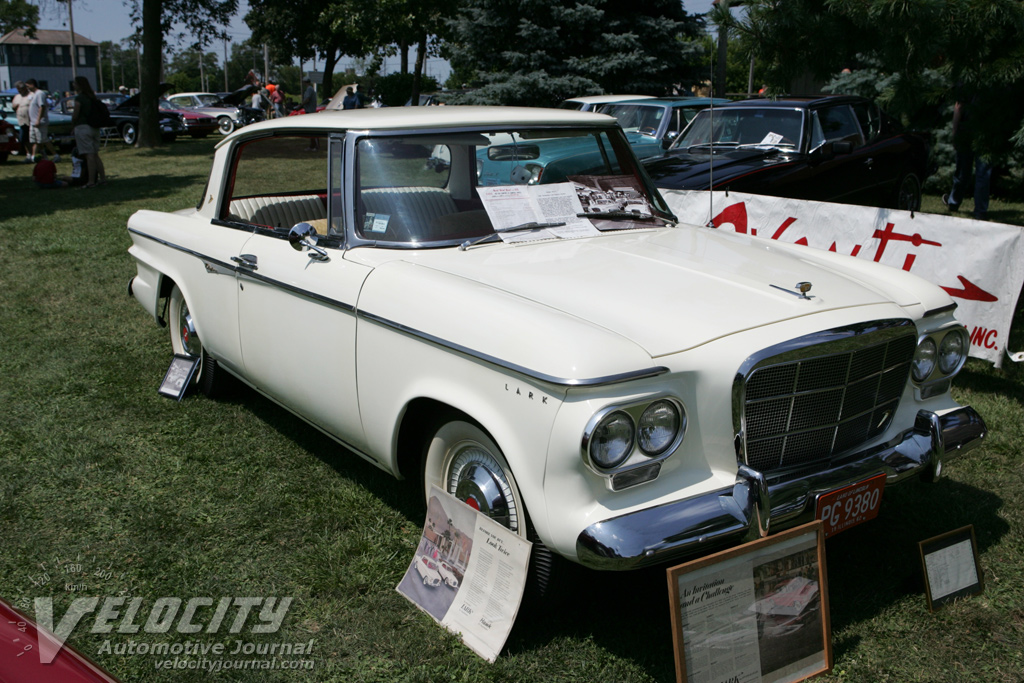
169,96,188,108
222,135,330,233
851,102,880,140
816,105,864,146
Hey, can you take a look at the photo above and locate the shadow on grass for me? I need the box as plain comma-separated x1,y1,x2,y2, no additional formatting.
0,172,207,222
176,379,1010,683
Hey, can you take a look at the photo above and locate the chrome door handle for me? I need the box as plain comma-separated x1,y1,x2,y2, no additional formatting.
231,254,258,270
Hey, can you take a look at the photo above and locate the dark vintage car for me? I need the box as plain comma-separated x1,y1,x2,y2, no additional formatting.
643,95,930,211
55,92,185,145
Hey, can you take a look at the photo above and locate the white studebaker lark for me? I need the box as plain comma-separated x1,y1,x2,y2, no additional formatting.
127,107,986,587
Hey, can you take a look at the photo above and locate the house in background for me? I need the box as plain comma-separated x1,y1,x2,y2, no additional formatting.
0,29,99,93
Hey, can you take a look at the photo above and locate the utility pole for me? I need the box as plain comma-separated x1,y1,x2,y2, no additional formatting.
263,43,269,84
97,42,104,91
65,0,78,84
199,46,205,92
223,38,229,91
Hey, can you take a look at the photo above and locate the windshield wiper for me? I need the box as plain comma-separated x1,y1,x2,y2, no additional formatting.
576,211,658,221
685,142,739,152
459,221,566,251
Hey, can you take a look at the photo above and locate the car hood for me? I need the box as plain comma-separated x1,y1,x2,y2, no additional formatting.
371,226,923,358
120,83,174,110
644,148,800,189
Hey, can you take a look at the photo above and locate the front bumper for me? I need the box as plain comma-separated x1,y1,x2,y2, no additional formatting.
576,405,986,570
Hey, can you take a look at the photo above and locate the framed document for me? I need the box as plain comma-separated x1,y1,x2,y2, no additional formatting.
667,522,831,683
919,525,983,612
158,354,200,401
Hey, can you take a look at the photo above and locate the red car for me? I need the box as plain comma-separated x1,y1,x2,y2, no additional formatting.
0,118,19,162
158,99,219,138
0,598,120,682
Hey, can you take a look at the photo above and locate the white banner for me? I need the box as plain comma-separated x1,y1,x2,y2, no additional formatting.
661,190,1024,367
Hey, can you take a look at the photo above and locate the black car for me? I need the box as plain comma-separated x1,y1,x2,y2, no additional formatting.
643,96,929,211
55,89,184,145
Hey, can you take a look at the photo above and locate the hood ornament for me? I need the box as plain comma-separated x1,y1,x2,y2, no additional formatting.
771,281,814,300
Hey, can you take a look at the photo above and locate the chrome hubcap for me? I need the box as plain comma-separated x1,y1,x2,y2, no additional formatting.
446,442,519,533
179,302,200,357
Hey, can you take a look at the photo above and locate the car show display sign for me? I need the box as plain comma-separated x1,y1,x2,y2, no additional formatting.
667,522,831,683
919,525,984,612
397,487,531,662
661,190,1024,367
158,354,200,401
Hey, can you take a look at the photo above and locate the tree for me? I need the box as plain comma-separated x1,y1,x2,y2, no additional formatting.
0,0,38,36
132,0,237,147
736,0,1024,155
444,0,707,107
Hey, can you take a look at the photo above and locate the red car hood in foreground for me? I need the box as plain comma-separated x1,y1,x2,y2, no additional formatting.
0,599,119,683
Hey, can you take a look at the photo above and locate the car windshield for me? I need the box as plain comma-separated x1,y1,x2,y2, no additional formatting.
197,95,222,106
672,108,803,151
352,127,673,248
598,103,665,136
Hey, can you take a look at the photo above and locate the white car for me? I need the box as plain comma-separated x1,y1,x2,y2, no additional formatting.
437,562,460,589
127,107,986,592
165,91,263,135
559,94,656,111
414,556,443,587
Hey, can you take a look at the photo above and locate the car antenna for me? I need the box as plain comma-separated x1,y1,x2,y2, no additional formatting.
706,50,715,228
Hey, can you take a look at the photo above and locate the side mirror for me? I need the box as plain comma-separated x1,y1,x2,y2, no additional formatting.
662,131,679,149
810,141,854,164
288,222,329,261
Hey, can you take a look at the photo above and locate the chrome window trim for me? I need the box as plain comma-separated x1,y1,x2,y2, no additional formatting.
580,394,687,479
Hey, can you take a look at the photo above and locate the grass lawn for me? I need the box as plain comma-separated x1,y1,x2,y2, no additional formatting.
1,138,1022,682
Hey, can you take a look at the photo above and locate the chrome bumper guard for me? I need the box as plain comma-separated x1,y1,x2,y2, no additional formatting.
575,406,986,570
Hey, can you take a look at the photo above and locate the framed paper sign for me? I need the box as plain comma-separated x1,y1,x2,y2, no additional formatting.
667,522,831,683
158,354,200,401
919,525,983,611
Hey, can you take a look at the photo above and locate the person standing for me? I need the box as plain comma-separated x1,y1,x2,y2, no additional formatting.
11,81,32,160
301,78,319,150
341,86,359,110
70,76,106,188
25,79,60,162
270,85,284,118
943,94,991,221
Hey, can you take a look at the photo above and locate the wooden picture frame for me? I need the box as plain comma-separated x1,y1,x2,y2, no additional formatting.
158,354,200,401
919,525,983,612
667,522,831,683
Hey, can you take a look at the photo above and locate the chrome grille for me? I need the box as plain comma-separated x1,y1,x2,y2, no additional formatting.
740,324,916,473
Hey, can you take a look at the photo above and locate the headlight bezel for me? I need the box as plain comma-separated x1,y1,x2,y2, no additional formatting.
581,395,687,486
912,324,970,386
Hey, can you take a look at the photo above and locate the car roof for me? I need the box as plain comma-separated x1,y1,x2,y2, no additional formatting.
217,106,617,146
609,96,729,107
564,94,655,104
717,95,868,109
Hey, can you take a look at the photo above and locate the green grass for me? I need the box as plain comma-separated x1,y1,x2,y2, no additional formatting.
1,139,1023,681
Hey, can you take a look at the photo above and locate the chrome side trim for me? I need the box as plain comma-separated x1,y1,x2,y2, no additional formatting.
357,310,669,388
128,228,356,315
576,405,986,570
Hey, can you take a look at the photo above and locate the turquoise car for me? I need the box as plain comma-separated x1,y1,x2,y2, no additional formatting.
474,98,726,186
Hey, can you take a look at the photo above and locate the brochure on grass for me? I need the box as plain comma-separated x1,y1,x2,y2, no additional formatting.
397,486,532,662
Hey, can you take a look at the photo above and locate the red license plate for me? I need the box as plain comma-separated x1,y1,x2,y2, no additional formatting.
815,474,886,538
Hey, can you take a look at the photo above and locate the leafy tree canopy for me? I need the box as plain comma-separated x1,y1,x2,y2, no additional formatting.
0,0,38,36
736,0,1024,154
444,0,708,107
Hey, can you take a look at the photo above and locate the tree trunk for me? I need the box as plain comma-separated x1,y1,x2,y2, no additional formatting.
321,49,340,104
410,34,427,106
138,0,163,148
399,39,409,75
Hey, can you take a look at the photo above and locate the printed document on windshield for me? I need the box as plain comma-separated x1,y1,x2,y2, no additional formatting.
477,183,599,243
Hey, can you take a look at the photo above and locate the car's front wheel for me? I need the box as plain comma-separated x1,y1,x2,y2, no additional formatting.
217,117,235,135
168,285,225,397
120,122,137,145
893,171,922,211
422,416,561,599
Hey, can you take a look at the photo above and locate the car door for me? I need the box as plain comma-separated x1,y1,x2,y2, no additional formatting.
221,132,373,449
801,103,872,203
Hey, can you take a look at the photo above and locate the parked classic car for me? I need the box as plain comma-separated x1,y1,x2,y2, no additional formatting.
54,92,184,145
158,99,219,138
643,95,930,211
127,107,985,592
166,90,264,135
558,94,655,112
437,561,461,589
414,556,443,587
598,96,730,158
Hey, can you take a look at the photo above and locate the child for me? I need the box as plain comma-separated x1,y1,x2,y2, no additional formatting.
33,157,68,189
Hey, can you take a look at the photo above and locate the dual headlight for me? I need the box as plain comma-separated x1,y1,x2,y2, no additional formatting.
912,326,969,384
585,398,686,471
